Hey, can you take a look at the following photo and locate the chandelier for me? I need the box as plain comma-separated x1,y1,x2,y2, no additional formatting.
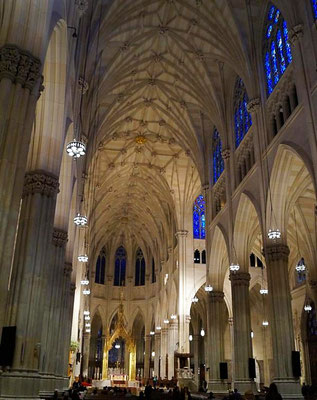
115,344,121,349
85,323,91,328
189,334,193,342
267,228,281,240
150,331,155,335
163,319,169,324
262,321,269,326
84,315,90,321
66,139,86,159
78,254,88,262
83,288,90,295
260,288,268,295
170,314,177,320
156,326,161,330
84,310,90,315
74,213,88,227
80,279,89,285
191,296,199,303
229,263,240,272
200,328,205,337
295,258,306,272
85,328,91,333
204,284,213,292
304,304,312,312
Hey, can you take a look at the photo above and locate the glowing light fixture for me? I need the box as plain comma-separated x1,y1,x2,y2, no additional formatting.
84,310,90,315
115,344,120,349
295,258,306,272
85,328,91,333
200,328,205,337
150,331,155,335
262,321,269,326
267,229,281,240
192,296,199,303
205,284,213,292
84,315,90,321
304,304,312,312
74,214,88,227
251,330,254,339
80,279,89,285
260,288,268,295
156,326,161,331
151,351,155,357
170,314,177,320
189,334,193,342
229,263,240,272
66,139,86,158
164,319,169,324
78,254,88,262
85,323,90,328
83,289,90,295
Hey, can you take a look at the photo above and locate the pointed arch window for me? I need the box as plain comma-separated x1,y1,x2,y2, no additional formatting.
201,250,206,264
234,77,252,148
152,258,156,283
135,248,145,286
193,194,206,239
95,248,106,284
264,4,292,96
212,127,224,184
114,246,126,286
313,0,317,19
194,249,201,264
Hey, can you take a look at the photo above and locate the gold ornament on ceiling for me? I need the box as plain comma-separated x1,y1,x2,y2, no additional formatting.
135,134,147,145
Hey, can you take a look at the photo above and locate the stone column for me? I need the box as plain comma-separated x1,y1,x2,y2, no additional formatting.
39,228,68,394
168,322,178,379
0,46,43,334
154,332,161,378
82,332,91,378
229,271,255,394
207,291,227,393
263,243,302,398
176,230,189,354
160,328,168,379
0,171,59,399
228,317,234,385
144,335,151,380
192,334,200,387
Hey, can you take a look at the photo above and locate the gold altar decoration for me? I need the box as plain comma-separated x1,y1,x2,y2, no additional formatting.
102,292,136,381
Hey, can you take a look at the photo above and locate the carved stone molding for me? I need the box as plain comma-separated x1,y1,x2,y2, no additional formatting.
175,230,188,238
0,44,42,90
247,98,261,114
78,76,89,94
221,148,230,160
208,290,224,303
23,170,59,198
52,228,68,248
289,24,304,46
64,262,73,277
229,271,251,286
263,243,290,262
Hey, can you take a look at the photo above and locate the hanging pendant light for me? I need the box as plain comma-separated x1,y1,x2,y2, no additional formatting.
150,331,155,335
163,319,169,324
80,279,89,285
66,139,86,159
115,344,121,349
204,284,213,292
84,315,90,321
191,296,199,303
83,288,90,295
74,213,88,227
200,328,205,337
229,263,240,272
189,334,193,342
156,326,161,331
267,228,281,240
260,288,268,295
85,328,91,333
170,314,177,320
262,321,269,326
295,257,306,272
304,304,312,312
78,254,88,262
85,323,91,328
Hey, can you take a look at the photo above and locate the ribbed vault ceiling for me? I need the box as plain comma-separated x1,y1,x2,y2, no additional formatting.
84,0,248,254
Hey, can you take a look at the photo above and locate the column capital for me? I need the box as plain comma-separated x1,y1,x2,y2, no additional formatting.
52,228,68,247
207,290,224,302
263,243,289,262
247,98,261,113
23,170,59,198
0,44,42,90
221,148,230,160
289,24,304,46
229,271,250,286
64,262,73,277
175,230,188,238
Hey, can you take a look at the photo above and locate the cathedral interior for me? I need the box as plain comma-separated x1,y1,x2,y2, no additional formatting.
0,0,317,399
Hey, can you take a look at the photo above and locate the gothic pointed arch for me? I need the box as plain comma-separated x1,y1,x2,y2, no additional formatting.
114,246,126,286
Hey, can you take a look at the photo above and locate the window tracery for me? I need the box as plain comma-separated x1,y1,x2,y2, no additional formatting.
114,246,126,286
135,247,145,286
95,248,106,284
264,4,292,96
213,127,224,184
234,78,252,148
193,195,206,239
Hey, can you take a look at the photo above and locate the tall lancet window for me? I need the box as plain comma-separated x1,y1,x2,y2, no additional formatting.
95,248,106,284
234,77,252,148
114,246,126,286
313,0,317,19
264,4,292,96
152,258,156,283
212,127,224,184
135,248,145,286
193,195,206,239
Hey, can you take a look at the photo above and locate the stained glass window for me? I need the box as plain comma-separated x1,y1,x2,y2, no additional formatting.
193,194,206,239
213,127,224,184
234,78,252,148
135,248,145,286
95,248,106,284
264,4,292,96
114,246,126,286
312,0,317,19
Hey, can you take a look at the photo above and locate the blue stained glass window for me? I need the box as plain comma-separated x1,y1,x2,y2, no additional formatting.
95,248,106,284
234,78,252,148
114,246,126,286
193,194,206,239
212,127,224,184
135,248,145,286
313,0,317,19
264,4,292,97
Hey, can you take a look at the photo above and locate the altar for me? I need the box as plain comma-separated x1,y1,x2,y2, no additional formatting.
110,374,128,386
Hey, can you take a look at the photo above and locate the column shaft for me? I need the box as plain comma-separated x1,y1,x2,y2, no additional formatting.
144,335,151,380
